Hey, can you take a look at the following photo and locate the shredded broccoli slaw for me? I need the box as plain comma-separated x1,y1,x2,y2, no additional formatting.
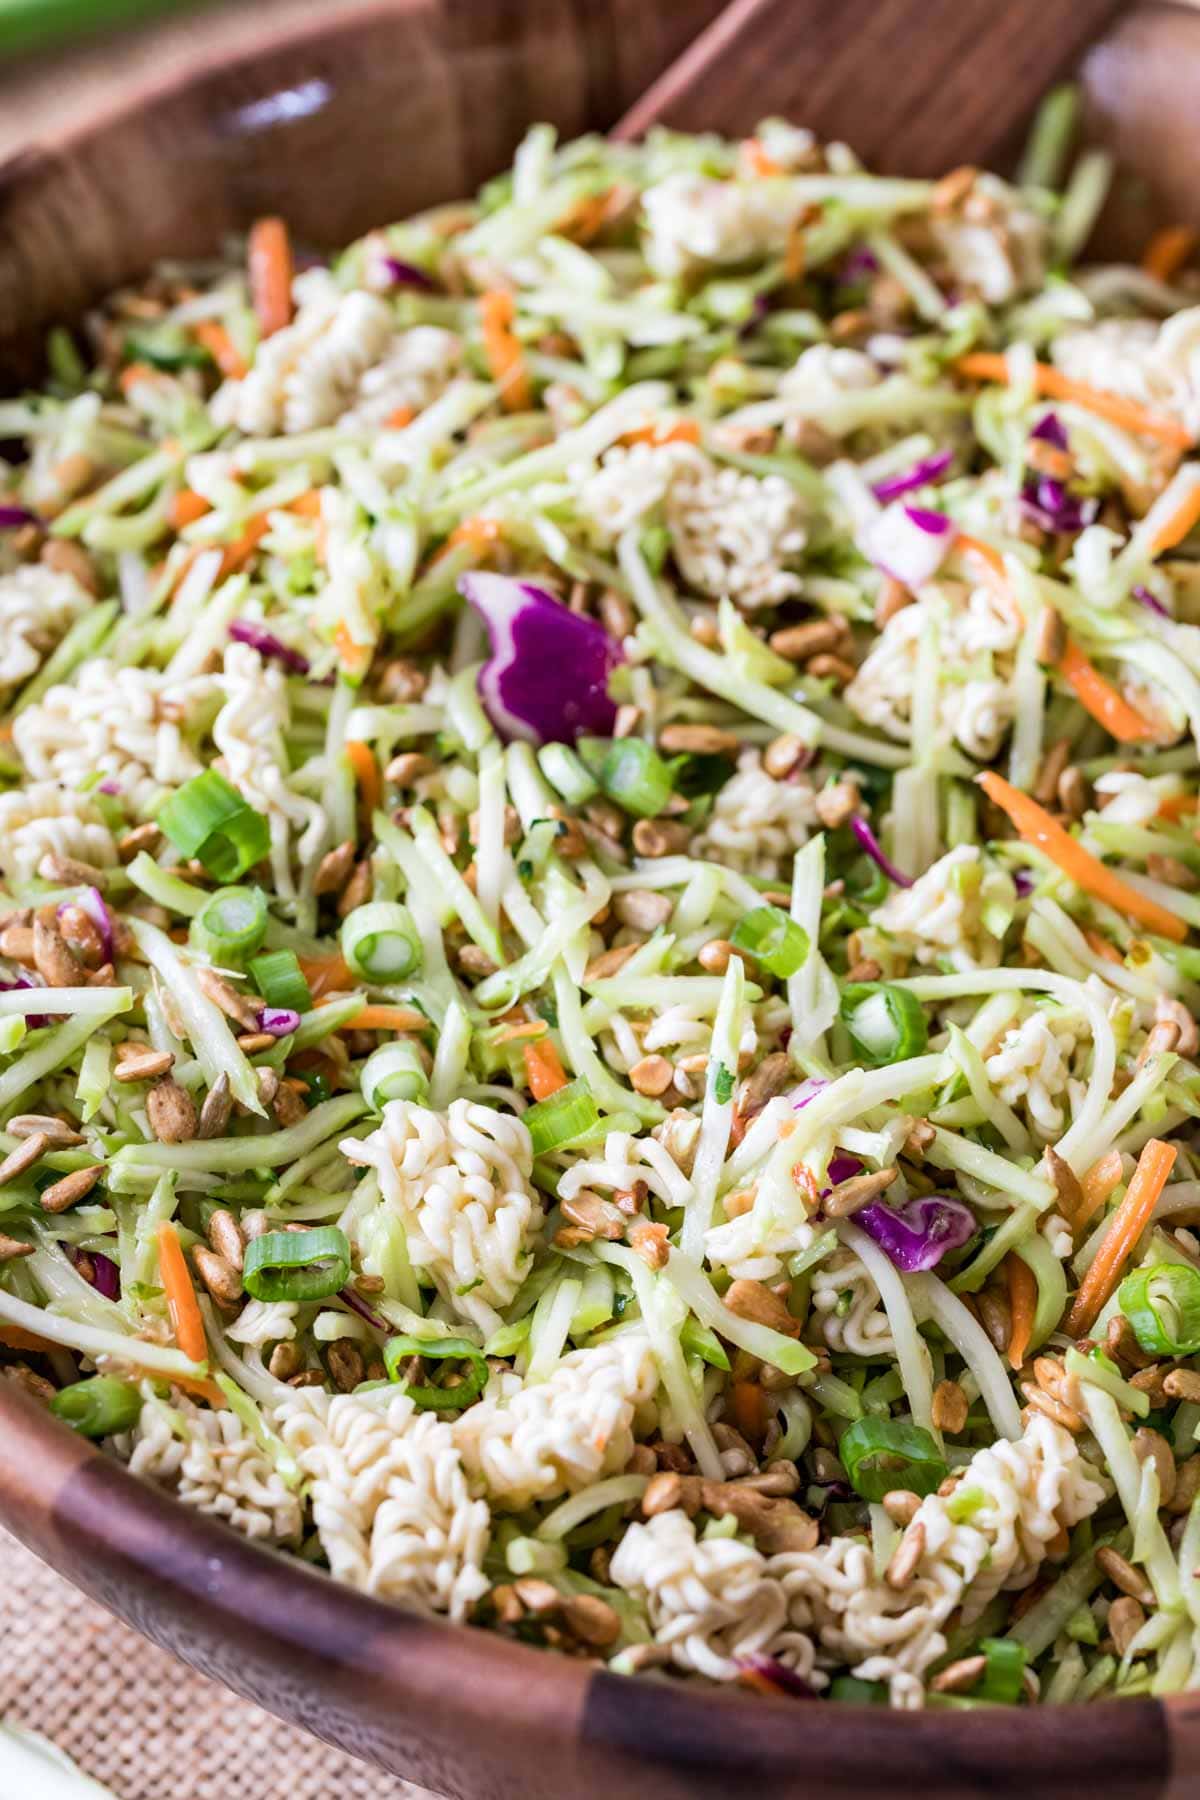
4,99,1200,1709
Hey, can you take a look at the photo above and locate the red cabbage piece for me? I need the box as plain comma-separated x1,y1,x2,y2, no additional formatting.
1134,584,1171,619
871,450,954,504
459,573,622,745
0,504,39,529
338,1285,389,1332
849,814,912,888
0,972,51,1030
62,886,113,963
737,1654,817,1699
64,1243,120,1301
259,1007,302,1037
1020,477,1097,536
862,502,955,589
791,1077,829,1110
839,248,881,282
229,619,311,675
1029,412,1068,451
381,257,437,292
855,1194,976,1272
824,1153,864,1188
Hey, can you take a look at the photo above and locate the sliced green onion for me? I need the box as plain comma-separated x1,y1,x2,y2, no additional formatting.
243,1226,350,1302
840,983,929,1065
249,949,313,1015
340,901,422,980
538,742,599,806
1118,1263,1200,1357
383,1332,489,1410
588,736,675,819
730,905,810,979
523,1078,600,1154
191,885,269,962
974,1637,1026,1705
50,1375,141,1439
839,1415,947,1502
680,1316,731,1371
158,771,270,882
361,1040,429,1110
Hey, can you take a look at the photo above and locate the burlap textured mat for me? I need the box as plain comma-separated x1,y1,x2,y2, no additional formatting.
0,1528,438,1800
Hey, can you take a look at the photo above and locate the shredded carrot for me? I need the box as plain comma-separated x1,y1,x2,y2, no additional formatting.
1074,1149,1126,1235
954,351,1192,450
191,318,248,379
730,1379,768,1444
1157,793,1199,821
248,216,294,338
479,289,531,412
1149,483,1200,556
1058,638,1158,743
288,488,323,518
740,138,783,178
349,1005,428,1032
1142,224,1197,284
0,1325,60,1354
332,621,373,681
1005,1253,1038,1371
620,418,702,448
1083,927,1123,965
220,513,273,576
118,362,157,393
978,770,1187,943
955,534,1022,612
447,516,504,553
136,1369,228,1406
783,215,806,283
156,1221,207,1365
168,489,211,530
523,1036,568,1100
383,405,415,429
297,950,355,1000
345,739,380,820
1065,1137,1178,1335
492,1020,549,1043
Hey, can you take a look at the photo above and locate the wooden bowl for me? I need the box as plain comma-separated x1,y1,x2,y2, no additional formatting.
3,3,1200,1793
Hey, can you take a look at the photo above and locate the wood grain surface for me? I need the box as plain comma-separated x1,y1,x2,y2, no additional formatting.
614,0,1133,170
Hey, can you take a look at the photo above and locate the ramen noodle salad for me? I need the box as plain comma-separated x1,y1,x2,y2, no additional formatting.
6,96,1200,1713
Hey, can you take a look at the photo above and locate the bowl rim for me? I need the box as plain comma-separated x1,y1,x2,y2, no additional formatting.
0,1377,1195,1799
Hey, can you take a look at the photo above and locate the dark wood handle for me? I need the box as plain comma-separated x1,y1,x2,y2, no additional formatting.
614,0,1134,173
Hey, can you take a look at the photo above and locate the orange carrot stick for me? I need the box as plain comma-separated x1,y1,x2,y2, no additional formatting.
219,513,273,576
1073,1149,1126,1235
118,362,158,393
332,621,373,680
346,739,380,820
1058,639,1158,743
1065,1138,1178,1336
288,489,324,518
1149,483,1200,557
169,489,211,530
348,1005,428,1032
523,1036,568,1100
620,419,702,447
955,352,1192,450
297,950,356,999
1157,794,1199,821
1083,927,1123,966
1142,224,1197,284
1006,1252,1038,1371
741,138,783,178
978,770,1187,943
192,319,248,379
156,1222,207,1365
383,405,416,429
480,289,532,412
248,216,294,339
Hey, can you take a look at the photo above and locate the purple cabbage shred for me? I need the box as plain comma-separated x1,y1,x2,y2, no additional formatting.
849,814,912,888
871,450,954,504
229,619,311,675
855,1194,977,1272
459,572,622,745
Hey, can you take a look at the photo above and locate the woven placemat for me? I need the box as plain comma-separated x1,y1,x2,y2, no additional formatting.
0,1526,439,1800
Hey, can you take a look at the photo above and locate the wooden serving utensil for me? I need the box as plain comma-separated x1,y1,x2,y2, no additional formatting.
613,0,1132,174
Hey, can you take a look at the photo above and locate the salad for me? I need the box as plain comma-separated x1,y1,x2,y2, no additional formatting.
2,96,1200,1710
